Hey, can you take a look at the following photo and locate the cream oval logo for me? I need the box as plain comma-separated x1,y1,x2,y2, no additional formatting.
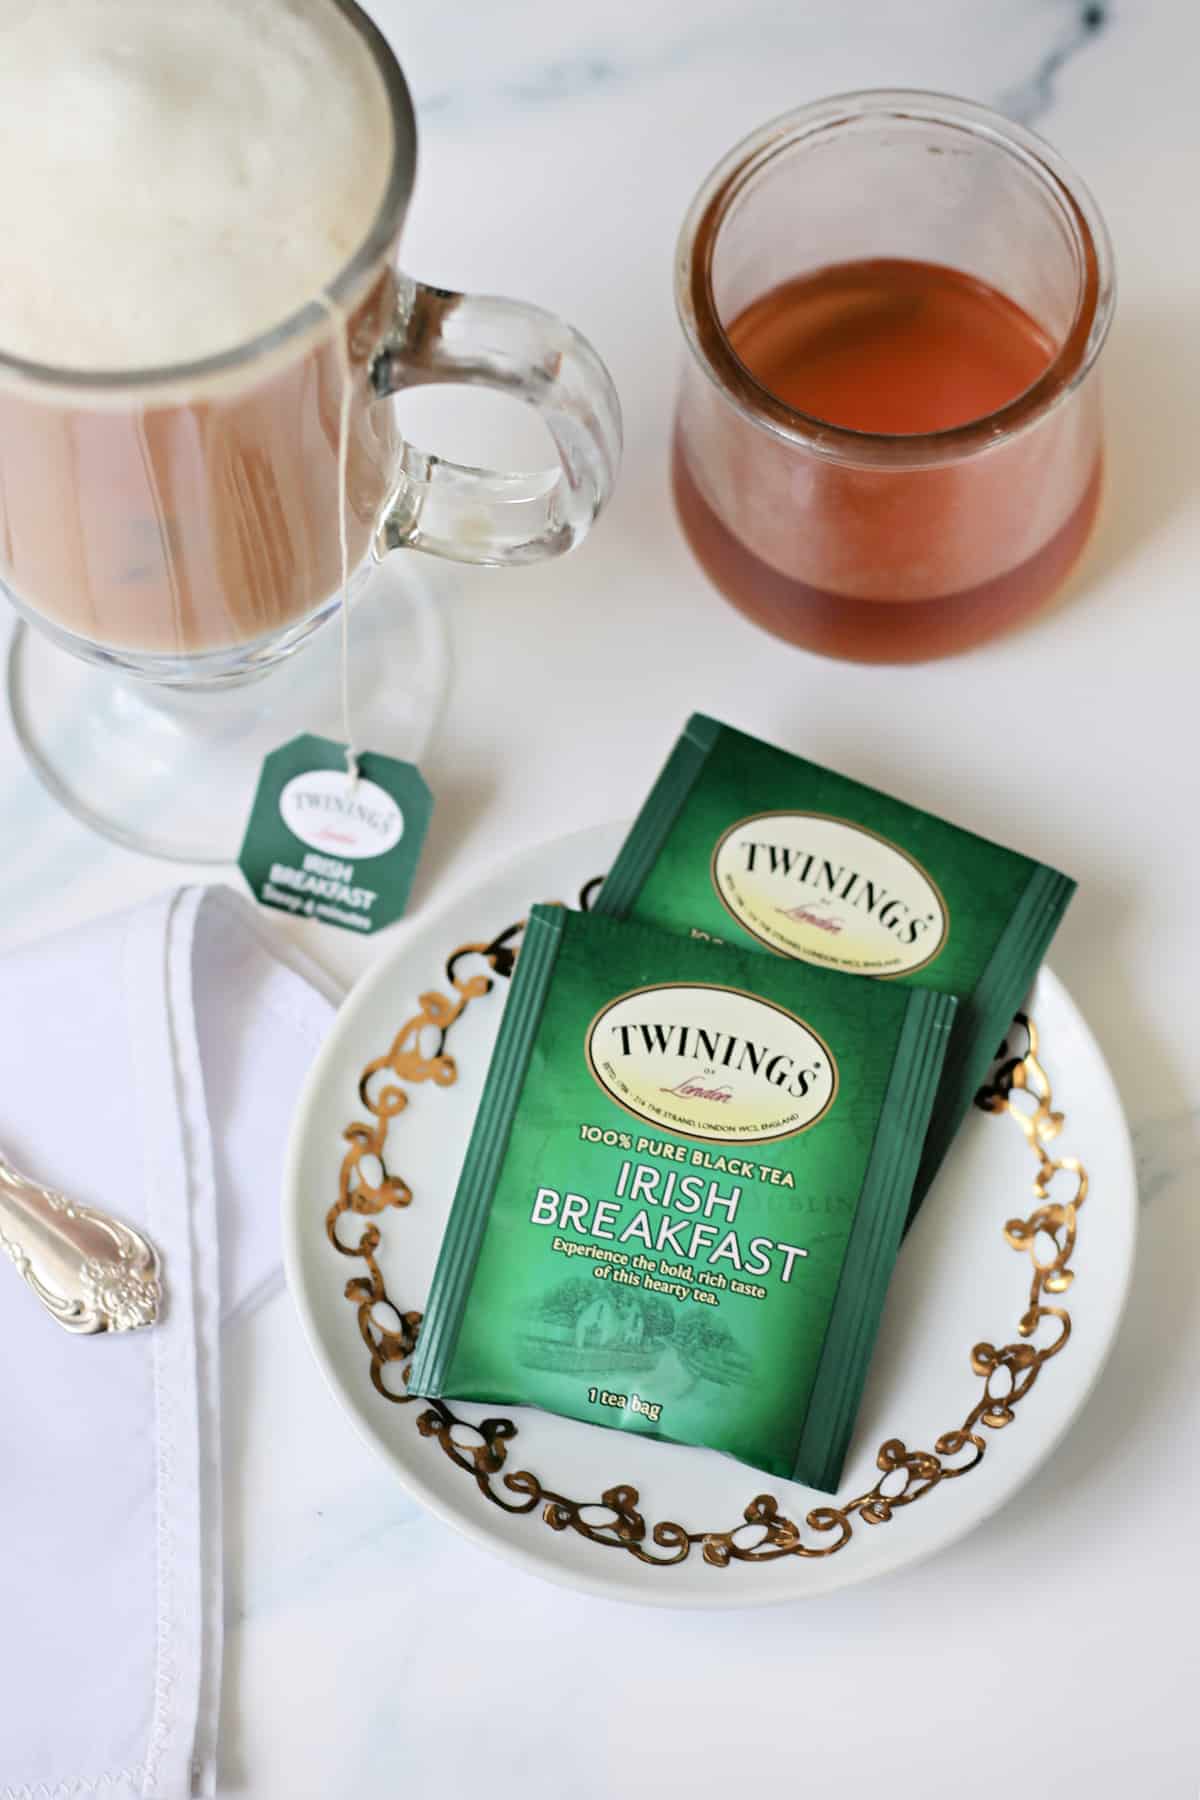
586,982,837,1144
279,770,404,859
711,812,948,976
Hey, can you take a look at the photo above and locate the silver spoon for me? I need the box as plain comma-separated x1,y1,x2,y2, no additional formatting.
0,1149,162,1333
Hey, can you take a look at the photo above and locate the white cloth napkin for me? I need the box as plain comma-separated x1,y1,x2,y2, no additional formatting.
0,887,339,1800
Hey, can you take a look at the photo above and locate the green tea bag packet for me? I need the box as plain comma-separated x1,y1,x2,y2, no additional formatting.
409,906,955,1492
594,714,1075,1217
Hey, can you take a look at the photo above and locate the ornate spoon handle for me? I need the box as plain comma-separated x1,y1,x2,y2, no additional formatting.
0,1150,162,1333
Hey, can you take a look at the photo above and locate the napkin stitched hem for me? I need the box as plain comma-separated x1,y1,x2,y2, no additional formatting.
166,893,222,1800
2,1772,149,1799
128,894,207,1800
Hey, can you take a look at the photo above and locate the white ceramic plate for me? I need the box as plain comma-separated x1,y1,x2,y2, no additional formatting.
284,822,1137,1607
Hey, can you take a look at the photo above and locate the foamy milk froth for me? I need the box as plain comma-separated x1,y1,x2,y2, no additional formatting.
0,0,395,370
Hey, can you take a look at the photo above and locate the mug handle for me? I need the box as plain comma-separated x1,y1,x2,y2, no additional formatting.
370,273,622,565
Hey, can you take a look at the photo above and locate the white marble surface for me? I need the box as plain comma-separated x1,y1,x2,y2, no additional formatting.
3,0,1198,1793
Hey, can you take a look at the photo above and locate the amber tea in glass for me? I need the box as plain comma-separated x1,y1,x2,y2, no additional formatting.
673,93,1114,662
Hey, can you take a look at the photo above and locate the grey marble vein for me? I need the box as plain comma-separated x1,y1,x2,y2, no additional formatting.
417,17,737,120
408,0,1112,132
997,0,1108,124
1132,1109,1198,1209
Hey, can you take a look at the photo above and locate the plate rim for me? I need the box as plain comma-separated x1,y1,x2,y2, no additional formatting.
282,821,1138,1609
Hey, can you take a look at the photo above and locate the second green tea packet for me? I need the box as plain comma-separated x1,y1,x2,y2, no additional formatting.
410,906,955,1492
594,714,1076,1215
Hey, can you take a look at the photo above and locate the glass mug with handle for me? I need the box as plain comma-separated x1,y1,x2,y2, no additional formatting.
0,0,620,861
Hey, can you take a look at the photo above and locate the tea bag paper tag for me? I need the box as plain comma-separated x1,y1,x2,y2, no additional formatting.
237,733,433,935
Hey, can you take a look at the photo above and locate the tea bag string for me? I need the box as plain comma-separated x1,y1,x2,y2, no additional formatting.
320,289,360,791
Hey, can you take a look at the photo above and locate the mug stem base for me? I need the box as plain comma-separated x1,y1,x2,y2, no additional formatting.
7,557,452,865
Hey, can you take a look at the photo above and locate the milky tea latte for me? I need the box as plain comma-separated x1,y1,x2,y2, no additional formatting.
0,0,404,659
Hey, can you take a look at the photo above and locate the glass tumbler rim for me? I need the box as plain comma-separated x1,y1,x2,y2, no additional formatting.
675,87,1116,470
0,0,416,399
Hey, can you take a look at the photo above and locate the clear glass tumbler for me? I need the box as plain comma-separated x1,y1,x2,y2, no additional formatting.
0,0,621,860
673,91,1114,663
